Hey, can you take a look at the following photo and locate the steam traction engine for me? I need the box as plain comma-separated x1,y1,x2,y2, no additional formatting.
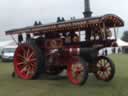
5,14,124,85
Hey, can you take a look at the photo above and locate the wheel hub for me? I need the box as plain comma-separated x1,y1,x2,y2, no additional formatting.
75,67,82,74
100,67,107,72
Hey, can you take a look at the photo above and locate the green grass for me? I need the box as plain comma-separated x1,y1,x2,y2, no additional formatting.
0,54,128,96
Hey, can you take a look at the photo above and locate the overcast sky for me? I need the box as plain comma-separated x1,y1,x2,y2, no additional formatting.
0,0,127,38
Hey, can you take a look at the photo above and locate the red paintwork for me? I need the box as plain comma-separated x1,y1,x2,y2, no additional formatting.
14,44,38,80
67,57,83,85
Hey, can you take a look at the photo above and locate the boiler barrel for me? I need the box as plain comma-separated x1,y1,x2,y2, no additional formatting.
65,47,98,63
80,48,98,63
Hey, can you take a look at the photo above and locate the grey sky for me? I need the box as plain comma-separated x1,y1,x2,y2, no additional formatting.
0,0,127,38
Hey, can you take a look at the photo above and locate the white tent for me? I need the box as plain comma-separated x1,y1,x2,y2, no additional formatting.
98,39,127,55
0,40,13,47
116,39,128,47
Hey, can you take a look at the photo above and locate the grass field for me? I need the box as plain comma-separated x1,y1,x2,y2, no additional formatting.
0,54,128,96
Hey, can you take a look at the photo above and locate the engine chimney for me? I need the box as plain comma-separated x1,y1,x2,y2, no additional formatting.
83,0,92,18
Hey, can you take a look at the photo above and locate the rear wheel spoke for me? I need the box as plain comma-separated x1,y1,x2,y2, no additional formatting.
29,58,37,62
17,62,25,65
17,54,25,59
28,52,35,59
20,66,27,73
26,48,31,58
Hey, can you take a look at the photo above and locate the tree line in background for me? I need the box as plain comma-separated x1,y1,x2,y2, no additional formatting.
122,31,128,42
121,31,128,53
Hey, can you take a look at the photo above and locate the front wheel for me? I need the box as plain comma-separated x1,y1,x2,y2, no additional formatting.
94,56,115,81
67,57,88,85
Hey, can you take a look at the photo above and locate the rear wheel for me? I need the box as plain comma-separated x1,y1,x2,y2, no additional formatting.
67,57,88,85
94,56,115,81
14,40,44,80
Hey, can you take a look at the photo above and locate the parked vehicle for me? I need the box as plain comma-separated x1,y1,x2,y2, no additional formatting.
5,14,124,85
1,46,17,62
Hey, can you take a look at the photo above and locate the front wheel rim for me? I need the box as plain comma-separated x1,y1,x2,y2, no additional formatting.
95,57,114,81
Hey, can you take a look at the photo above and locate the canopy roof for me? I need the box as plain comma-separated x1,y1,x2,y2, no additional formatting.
6,14,124,35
